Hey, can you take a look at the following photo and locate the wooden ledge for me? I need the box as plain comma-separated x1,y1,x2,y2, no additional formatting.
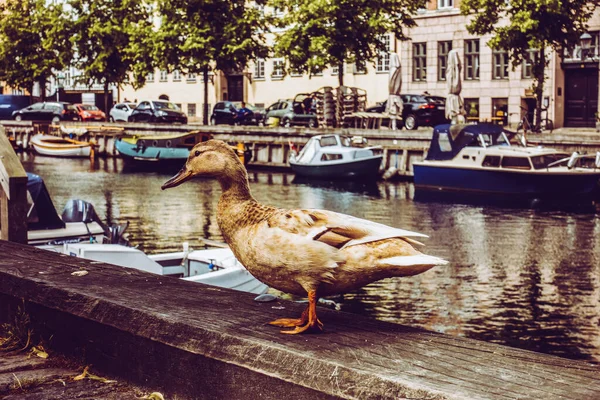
0,240,599,400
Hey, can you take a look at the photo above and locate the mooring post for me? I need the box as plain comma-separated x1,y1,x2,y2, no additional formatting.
0,128,28,244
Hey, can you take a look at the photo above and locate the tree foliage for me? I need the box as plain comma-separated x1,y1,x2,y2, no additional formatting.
69,0,155,111
269,0,426,86
155,0,270,123
460,0,596,129
0,0,73,98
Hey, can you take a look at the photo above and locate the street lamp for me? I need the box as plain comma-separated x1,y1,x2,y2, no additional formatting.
580,32,592,60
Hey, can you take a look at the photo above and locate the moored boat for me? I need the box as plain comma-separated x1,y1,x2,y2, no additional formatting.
31,134,93,157
115,131,210,162
289,134,383,179
62,241,269,295
412,123,600,200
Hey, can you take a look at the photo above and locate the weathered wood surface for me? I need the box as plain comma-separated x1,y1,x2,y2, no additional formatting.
0,129,27,244
1,240,599,400
0,350,152,399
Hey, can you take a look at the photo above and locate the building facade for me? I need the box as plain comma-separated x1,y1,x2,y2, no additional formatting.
122,2,600,128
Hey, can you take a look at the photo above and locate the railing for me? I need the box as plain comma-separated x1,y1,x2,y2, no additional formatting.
0,127,28,243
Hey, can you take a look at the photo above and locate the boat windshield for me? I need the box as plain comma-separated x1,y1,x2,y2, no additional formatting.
295,139,318,163
531,154,570,169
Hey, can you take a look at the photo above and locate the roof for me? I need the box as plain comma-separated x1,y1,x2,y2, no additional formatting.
425,123,507,161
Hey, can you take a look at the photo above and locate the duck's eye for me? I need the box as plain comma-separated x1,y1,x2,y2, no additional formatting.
195,150,200,157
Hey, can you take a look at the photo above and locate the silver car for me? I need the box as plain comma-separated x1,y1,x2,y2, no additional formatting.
109,102,137,122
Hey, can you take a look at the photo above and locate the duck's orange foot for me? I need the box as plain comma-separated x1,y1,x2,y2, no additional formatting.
269,317,305,328
280,318,323,334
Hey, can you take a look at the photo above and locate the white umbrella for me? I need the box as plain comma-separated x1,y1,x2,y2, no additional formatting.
445,49,466,124
386,53,403,130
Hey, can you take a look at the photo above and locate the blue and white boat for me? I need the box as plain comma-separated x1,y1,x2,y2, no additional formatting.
412,124,600,200
289,134,383,179
115,131,210,162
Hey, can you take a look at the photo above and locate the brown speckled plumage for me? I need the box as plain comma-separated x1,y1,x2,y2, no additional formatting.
162,140,448,333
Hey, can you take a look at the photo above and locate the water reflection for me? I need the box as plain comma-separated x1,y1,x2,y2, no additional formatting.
20,154,600,362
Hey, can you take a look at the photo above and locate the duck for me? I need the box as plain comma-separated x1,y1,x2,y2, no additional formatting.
162,139,448,334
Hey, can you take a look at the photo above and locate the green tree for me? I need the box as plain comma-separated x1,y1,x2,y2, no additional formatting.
460,0,595,130
69,0,154,113
269,0,426,86
0,0,73,100
155,0,269,124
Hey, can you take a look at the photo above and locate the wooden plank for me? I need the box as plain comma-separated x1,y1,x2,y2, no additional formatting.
0,240,599,400
0,130,27,244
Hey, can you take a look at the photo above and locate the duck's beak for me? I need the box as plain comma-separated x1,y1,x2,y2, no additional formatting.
161,167,193,190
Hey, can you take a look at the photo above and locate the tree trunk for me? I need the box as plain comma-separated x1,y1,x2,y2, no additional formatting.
533,45,547,132
338,61,344,87
203,66,209,125
104,80,110,116
39,76,46,102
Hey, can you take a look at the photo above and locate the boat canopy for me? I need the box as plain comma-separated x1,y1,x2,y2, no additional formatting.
26,172,65,230
425,123,508,161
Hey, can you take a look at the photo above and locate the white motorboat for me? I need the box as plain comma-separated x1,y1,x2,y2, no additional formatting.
289,134,383,179
62,241,269,295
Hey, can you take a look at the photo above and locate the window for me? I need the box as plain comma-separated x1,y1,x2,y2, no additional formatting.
492,49,509,80
438,41,452,81
146,72,154,83
438,0,453,9
159,70,168,82
331,64,343,75
413,42,427,81
376,34,391,72
272,59,285,79
173,70,181,82
482,156,501,167
521,50,539,79
501,157,531,170
186,73,197,83
254,59,265,79
464,98,480,121
187,103,196,117
492,98,508,125
353,61,367,74
321,153,343,161
290,66,303,77
464,39,479,80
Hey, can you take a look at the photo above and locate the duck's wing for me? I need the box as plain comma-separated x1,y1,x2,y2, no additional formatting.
268,208,427,250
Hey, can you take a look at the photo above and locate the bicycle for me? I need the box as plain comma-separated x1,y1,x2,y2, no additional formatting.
539,106,554,133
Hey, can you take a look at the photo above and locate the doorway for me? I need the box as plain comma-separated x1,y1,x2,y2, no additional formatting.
227,76,243,102
564,67,599,127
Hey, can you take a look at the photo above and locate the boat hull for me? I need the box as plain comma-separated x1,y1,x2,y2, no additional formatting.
115,138,191,161
413,163,600,198
31,135,92,157
290,156,382,179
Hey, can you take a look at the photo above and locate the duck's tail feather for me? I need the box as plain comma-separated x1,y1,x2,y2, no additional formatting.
380,254,449,267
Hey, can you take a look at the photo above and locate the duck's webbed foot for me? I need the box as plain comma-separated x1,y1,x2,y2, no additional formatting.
278,290,323,334
269,307,309,327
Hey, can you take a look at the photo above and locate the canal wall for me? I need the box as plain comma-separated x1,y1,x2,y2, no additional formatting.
4,120,600,178
1,239,600,400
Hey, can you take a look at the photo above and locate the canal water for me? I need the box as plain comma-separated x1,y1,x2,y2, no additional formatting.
21,153,600,363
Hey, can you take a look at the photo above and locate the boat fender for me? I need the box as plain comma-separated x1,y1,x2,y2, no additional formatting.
567,152,579,169
166,140,172,148
595,152,600,169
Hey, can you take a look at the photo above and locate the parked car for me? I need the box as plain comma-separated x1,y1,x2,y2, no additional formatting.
365,94,448,130
12,101,80,123
264,93,318,128
128,100,188,124
109,102,137,122
74,103,106,122
210,101,264,126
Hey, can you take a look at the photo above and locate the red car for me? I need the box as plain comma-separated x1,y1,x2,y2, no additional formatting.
74,103,106,122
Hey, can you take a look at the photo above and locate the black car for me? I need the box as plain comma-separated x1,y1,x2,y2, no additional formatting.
128,100,188,124
210,101,264,126
12,101,80,123
365,94,448,129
